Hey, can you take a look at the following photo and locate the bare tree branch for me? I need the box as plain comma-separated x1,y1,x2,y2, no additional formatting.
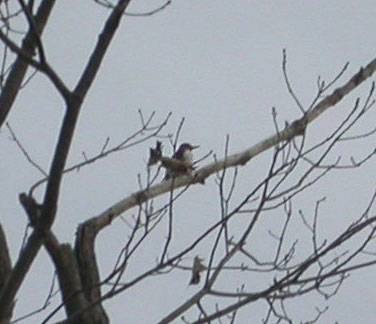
0,0,56,128
0,222,13,323
0,0,133,319
86,57,376,235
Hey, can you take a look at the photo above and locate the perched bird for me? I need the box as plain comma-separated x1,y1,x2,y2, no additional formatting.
164,143,199,180
189,256,206,285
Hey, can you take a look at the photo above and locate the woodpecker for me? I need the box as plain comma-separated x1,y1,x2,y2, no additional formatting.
164,143,199,180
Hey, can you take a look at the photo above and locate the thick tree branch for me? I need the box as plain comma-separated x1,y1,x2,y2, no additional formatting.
0,229,43,322
0,25,71,101
0,0,133,319
0,223,13,324
19,193,97,322
74,0,132,98
63,59,376,323
75,223,109,323
85,57,376,235
45,239,89,321
17,0,46,63
0,0,56,128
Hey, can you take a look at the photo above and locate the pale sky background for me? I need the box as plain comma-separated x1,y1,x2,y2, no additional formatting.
1,0,376,323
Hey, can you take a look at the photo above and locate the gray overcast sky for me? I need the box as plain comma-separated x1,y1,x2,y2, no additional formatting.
1,0,376,323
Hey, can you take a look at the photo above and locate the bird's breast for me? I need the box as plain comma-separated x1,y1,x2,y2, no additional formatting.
182,150,194,165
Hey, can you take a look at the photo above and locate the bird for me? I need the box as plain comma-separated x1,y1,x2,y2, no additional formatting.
189,256,206,285
164,143,199,180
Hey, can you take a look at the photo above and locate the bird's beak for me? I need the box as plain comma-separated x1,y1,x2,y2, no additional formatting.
191,145,199,150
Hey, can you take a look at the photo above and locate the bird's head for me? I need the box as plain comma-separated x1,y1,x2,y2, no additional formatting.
179,143,199,152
